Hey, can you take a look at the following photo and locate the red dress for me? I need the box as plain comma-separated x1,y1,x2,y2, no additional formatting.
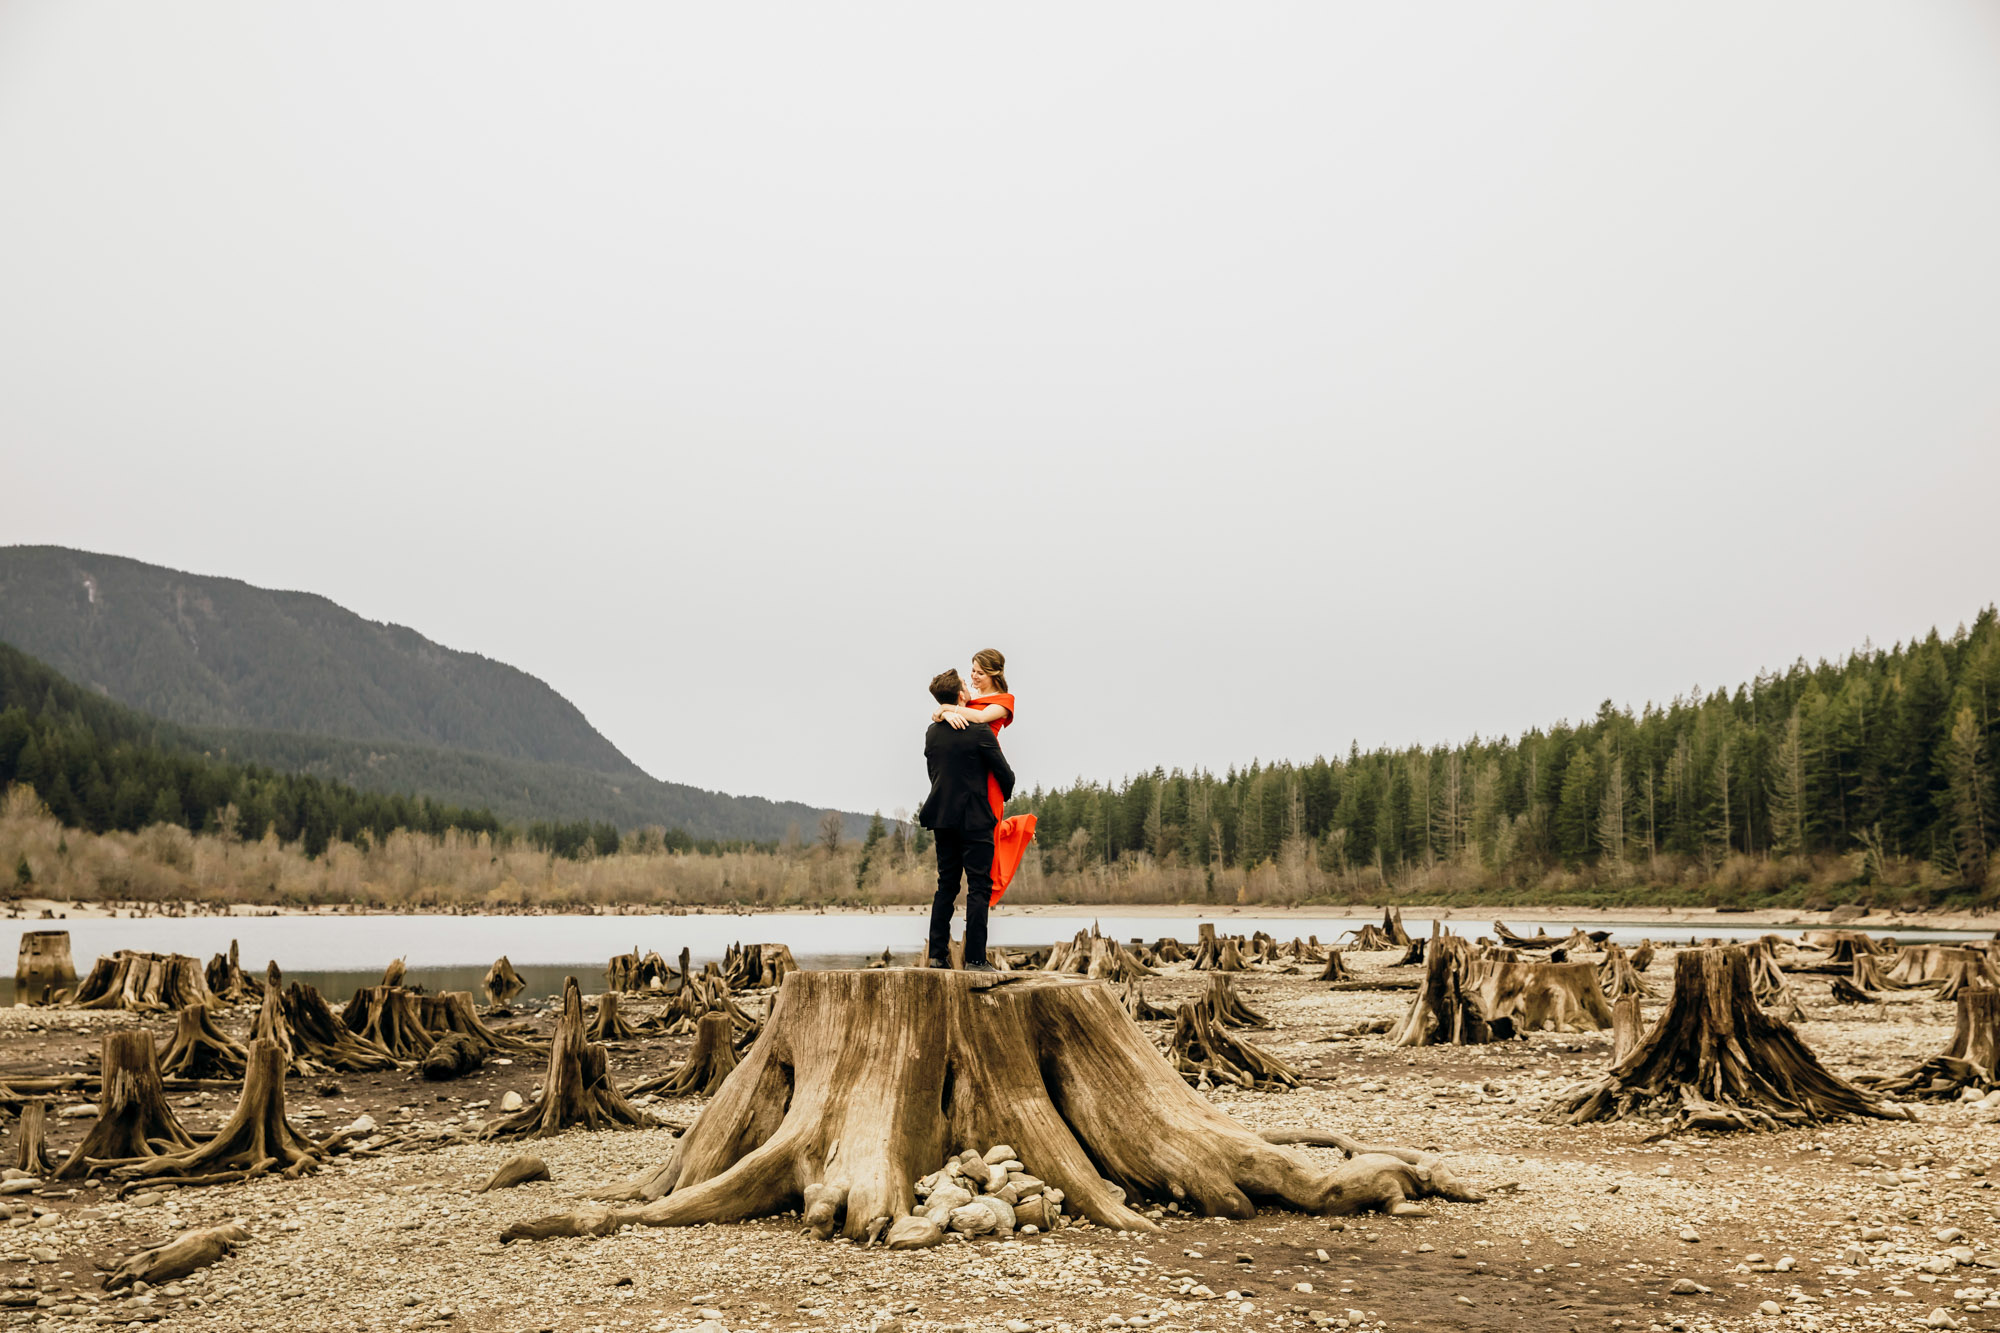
969,692,1038,904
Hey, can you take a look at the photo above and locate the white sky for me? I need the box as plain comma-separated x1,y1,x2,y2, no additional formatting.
4,4,2000,819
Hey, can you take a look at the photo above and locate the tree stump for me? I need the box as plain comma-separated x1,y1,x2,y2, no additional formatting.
1390,936,1512,1047
342,986,438,1060
1867,989,2000,1097
54,1031,196,1179
1192,923,1222,969
1629,942,1655,972
1546,947,1913,1132
1153,938,1190,964
203,940,260,1004
11,1098,58,1176
484,956,526,1008
486,978,649,1139
1469,959,1614,1034
1932,949,2000,1000
726,943,800,990
1598,944,1648,1001
74,952,217,1012
608,949,674,992
1120,980,1172,1023
280,980,397,1072
498,971,1478,1245
1170,999,1301,1092
1610,994,1642,1062
125,1038,324,1183
1382,907,1411,948
1318,950,1353,983
630,1010,738,1097
381,958,408,988
1829,977,1880,1005
420,1034,486,1081
16,931,76,1006
419,991,543,1057
590,992,644,1043
159,1003,249,1080
1203,974,1271,1029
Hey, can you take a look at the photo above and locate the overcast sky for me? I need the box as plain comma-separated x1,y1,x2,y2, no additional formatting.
4,4,1999,819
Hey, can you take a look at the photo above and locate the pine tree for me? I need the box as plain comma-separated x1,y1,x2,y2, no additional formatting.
12,855,30,894
1941,705,1993,890
1596,751,1626,865
1766,710,1808,856
1555,748,1597,862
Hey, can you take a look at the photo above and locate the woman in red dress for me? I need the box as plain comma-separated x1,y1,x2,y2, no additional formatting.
932,648,1038,904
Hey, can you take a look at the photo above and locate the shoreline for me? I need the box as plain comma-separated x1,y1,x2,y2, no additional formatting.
12,895,1996,932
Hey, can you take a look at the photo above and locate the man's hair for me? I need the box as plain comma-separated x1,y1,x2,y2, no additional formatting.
928,668,964,705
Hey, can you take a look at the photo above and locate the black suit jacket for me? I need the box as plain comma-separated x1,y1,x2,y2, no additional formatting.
918,720,1016,832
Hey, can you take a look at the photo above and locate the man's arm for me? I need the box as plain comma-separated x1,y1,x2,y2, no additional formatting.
976,727,1016,803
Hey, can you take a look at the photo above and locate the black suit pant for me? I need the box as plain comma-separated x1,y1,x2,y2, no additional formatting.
927,828,992,967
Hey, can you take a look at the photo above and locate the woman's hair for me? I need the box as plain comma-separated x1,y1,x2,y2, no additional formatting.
971,648,1008,694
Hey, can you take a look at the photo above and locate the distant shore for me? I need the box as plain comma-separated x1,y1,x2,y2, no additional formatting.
10,895,1995,933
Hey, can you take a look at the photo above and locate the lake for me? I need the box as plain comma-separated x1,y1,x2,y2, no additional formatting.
6,910,1989,1007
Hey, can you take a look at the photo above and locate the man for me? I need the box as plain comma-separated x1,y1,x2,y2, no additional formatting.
918,667,1015,972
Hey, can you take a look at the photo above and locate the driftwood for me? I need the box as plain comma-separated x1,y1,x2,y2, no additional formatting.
102,1222,251,1291
1865,989,2000,1097
55,1031,196,1179
158,1003,249,1080
486,978,649,1139
11,1098,58,1176
497,970,1477,1245
479,1154,552,1192
420,1034,486,1080
1547,947,1913,1133
484,956,526,1008
74,951,217,1012
629,1010,738,1098
1254,1130,1485,1217
1170,997,1301,1092
1492,922,1561,951
203,941,260,1004
1830,977,1880,1005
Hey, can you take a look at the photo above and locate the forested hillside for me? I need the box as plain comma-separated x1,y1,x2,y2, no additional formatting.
1012,609,2000,898
0,546,639,772
0,547,866,842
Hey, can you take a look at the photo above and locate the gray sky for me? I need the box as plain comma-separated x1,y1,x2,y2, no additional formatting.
5,4,2000,819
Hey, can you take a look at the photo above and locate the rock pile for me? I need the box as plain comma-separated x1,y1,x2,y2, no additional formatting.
889,1145,1068,1249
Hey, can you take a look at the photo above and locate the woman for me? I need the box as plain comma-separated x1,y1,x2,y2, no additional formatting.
933,648,1038,904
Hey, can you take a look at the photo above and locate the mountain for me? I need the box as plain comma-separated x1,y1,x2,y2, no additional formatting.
0,546,863,842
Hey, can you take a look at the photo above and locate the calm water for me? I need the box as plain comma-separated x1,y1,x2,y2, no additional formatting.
6,910,1989,1006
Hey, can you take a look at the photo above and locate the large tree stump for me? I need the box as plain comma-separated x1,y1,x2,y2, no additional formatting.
497,971,1479,1245
11,1098,58,1176
726,943,800,990
1546,947,1913,1133
484,956,526,1008
55,1031,196,1179
1085,936,1154,983
342,986,438,1060
159,1003,249,1080
1932,949,2000,1000
125,1038,324,1183
419,991,543,1058
74,952,217,1012
16,931,76,1006
1390,936,1512,1046
1867,989,2000,1097
487,978,649,1139
1469,958,1614,1033
607,949,674,993
630,1010,738,1097
1382,907,1411,948
280,979,397,1072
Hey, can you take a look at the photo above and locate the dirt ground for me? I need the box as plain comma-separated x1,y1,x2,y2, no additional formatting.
1,944,1996,1333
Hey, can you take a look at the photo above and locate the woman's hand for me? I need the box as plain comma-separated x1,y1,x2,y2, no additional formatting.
943,711,970,730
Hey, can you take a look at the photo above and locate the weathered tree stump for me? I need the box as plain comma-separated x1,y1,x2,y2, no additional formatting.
1203,974,1271,1028
1390,937,1512,1047
1610,994,1642,1062
484,956,526,1008
16,930,76,1006
381,958,408,988
1345,925,1394,950
498,971,1477,1245
74,952,216,1012
1319,950,1353,983
420,1034,486,1081
159,1003,249,1080
1469,958,1614,1034
726,943,800,990
1390,936,1427,968
1829,977,1880,1005
124,1038,324,1182
419,991,543,1058
1598,944,1648,1001
1170,999,1300,1091
1120,980,1173,1022
1932,949,2000,1000
342,986,438,1060
630,1010,739,1097
607,949,674,992
1629,942,1655,972
1546,947,1913,1132
1382,907,1411,948
11,1098,58,1176
1152,938,1190,964
280,979,397,1072
1867,989,2000,1097
487,978,649,1139
1192,923,1223,969
55,1031,196,1179
203,940,260,1004
590,992,644,1043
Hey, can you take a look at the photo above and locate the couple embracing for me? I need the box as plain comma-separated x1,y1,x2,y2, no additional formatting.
917,648,1037,971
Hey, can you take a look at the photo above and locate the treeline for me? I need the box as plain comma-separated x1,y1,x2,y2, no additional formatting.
0,641,502,858
1011,608,2000,896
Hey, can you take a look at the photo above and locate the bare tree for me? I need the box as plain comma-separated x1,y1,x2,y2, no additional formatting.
817,811,844,855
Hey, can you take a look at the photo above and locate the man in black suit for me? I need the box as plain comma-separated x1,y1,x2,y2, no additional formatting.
918,668,1015,971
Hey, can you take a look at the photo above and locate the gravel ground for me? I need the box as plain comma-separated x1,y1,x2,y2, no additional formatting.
1,946,1996,1333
